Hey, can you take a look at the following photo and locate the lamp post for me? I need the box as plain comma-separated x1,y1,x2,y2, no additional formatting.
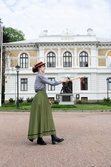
106,77,111,100
15,65,20,109
106,78,109,100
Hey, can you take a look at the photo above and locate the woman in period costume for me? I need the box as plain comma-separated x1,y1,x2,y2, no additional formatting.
27,61,69,145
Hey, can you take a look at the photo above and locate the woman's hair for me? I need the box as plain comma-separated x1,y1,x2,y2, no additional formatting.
32,63,45,73
32,66,38,73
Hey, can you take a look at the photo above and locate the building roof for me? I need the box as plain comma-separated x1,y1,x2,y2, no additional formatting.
3,28,111,45
96,37,111,42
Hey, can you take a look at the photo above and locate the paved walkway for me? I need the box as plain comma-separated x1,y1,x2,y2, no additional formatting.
0,111,111,167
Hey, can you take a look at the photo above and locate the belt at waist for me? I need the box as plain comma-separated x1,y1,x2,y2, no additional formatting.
35,90,45,93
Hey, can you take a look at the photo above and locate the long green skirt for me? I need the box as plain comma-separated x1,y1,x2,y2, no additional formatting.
28,90,56,140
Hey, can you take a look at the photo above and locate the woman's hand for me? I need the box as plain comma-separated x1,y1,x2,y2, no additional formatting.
49,100,52,107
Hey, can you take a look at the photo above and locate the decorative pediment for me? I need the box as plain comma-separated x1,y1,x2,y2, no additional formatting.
61,29,73,36
39,30,48,36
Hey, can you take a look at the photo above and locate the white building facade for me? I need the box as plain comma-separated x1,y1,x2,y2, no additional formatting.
3,28,111,102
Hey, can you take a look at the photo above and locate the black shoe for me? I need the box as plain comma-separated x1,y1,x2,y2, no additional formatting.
37,138,47,145
51,135,64,144
29,139,33,142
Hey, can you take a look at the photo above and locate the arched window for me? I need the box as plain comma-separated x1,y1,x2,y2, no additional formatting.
79,51,88,67
20,53,28,68
63,51,72,67
107,51,111,67
47,52,56,67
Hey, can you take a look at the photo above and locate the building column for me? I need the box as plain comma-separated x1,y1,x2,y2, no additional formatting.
57,47,61,67
38,46,44,62
90,47,98,67
5,50,10,69
74,47,77,67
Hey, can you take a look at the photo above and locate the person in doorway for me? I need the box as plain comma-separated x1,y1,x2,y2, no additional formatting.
27,61,69,145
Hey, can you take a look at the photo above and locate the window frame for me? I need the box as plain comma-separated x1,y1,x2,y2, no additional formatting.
63,51,72,67
20,52,29,68
47,52,56,67
48,78,55,91
20,78,28,91
79,51,88,67
80,78,88,90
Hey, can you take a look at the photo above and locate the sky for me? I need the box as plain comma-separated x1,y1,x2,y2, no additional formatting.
0,0,111,40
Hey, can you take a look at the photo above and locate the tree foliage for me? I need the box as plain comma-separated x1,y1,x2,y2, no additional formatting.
1,27,25,103
3,27,25,42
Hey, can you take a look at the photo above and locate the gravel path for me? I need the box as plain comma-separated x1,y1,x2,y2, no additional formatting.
0,111,111,167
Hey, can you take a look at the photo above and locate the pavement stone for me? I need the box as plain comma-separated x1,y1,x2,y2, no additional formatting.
0,111,111,167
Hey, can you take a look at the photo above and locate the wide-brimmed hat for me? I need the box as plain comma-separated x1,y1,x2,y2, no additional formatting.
35,61,45,68
32,61,45,73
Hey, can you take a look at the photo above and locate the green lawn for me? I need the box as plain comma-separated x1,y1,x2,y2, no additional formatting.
0,102,111,111
51,103,111,111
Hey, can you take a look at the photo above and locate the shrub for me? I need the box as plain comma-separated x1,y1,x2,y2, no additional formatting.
19,97,24,103
53,100,59,105
76,100,82,104
26,97,33,103
52,104,76,108
9,98,15,103
103,97,110,102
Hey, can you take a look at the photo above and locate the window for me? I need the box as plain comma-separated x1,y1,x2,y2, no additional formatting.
20,53,28,68
47,52,56,67
81,97,88,101
107,51,111,67
80,78,88,90
48,97,54,102
63,51,72,67
79,51,88,67
48,78,55,91
21,78,28,91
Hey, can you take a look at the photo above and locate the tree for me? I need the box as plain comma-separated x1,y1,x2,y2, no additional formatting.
3,27,25,42
1,27,25,103
3,27,10,43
